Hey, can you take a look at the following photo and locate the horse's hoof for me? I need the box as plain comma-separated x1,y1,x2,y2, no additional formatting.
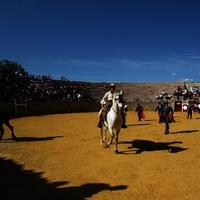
115,150,119,154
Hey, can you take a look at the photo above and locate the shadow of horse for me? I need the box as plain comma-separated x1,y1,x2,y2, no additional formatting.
128,123,151,127
118,139,187,154
0,157,128,199
144,119,157,122
171,130,199,134
2,136,63,142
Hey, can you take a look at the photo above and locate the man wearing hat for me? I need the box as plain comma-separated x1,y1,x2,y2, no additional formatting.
160,101,174,134
97,83,127,128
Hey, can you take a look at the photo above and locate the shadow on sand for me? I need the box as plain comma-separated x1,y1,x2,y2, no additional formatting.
0,157,128,200
144,119,157,122
2,136,63,142
118,139,187,154
128,123,151,127
171,130,199,134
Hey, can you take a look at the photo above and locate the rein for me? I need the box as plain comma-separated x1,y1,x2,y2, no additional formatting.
111,106,118,113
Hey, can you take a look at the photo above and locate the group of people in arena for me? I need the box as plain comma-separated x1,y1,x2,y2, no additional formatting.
97,83,199,135
97,83,171,134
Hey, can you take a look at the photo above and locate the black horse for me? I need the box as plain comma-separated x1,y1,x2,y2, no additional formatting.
0,110,17,141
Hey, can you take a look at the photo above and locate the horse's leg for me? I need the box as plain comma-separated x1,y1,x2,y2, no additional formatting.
114,130,120,154
100,126,103,145
103,132,106,142
100,125,107,145
4,122,17,140
0,125,4,141
102,123,107,142
107,127,114,147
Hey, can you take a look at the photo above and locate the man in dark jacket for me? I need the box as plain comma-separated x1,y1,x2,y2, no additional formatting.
187,102,194,119
155,102,164,123
135,103,143,121
160,101,174,134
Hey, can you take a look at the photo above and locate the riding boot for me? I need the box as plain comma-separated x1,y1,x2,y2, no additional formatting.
97,119,103,128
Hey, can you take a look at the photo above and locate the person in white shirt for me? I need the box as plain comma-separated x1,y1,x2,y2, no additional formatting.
97,83,127,128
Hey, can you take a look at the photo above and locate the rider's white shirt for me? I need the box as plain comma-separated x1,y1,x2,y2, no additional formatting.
103,91,115,101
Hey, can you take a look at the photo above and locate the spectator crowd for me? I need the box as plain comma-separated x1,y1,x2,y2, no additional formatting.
0,70,95,102
156,90,172,102
174,85,199,101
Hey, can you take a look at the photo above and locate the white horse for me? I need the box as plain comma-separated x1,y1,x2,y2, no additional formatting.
98,92,125,154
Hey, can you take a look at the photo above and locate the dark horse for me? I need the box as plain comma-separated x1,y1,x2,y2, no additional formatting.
0,110,17,141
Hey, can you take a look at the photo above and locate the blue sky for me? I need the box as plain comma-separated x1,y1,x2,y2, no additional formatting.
1,0,200,83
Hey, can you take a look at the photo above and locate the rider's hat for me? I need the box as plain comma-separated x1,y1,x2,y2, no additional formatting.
110,83,116,89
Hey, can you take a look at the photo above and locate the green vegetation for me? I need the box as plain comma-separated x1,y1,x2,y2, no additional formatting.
0,60,26,74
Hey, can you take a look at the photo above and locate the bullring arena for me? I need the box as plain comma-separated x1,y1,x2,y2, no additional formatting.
1,81,200,199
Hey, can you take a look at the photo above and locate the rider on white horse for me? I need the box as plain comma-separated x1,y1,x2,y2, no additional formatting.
97,83,127,129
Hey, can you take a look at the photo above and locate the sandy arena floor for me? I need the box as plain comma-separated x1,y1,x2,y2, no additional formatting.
0,110,200,200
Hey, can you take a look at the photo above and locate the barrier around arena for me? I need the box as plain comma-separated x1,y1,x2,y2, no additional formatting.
15,100,27,116
0,101,181,118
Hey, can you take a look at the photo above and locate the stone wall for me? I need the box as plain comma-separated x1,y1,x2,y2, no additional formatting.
58,81,185,102
0,101,165,118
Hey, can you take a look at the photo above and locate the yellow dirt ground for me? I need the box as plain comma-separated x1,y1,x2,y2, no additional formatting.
0,111,200,200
